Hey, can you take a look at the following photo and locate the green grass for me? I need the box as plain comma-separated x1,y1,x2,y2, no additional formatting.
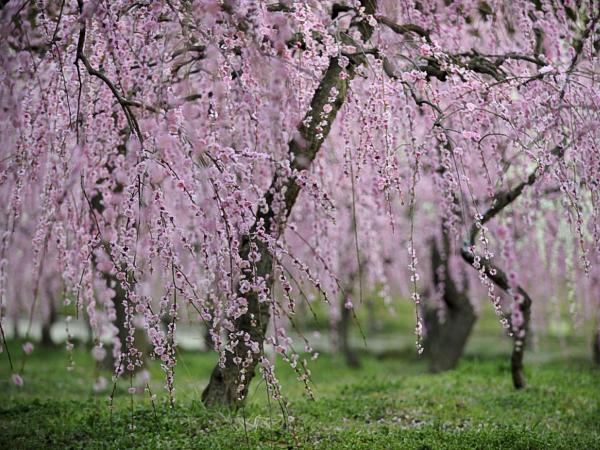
1,304,599,449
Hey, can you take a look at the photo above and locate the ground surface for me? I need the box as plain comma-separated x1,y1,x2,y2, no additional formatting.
1,305,598,449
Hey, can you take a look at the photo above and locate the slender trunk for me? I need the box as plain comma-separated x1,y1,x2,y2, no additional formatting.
101,271,147,373
424,237,475,372
40,299,57,347
592,328,600,365
201,7,376,406
510,293,531,389
12,312,19,339
91,139,147,371
338,293,360,368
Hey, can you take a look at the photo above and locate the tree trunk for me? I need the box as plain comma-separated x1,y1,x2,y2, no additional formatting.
201,240,271,407
203,325,214,352
11,312,19,339
510,292,531,389
101,271,147,373
592,328,599,365
201,7,376,407
424,302,475,373
424,238,475,372
91,139,147,372
40,299,57,347
338,294,360,368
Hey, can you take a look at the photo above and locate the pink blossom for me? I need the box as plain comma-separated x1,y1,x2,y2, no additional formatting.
22,342,34,354
92,346,107,362
11,374,23,387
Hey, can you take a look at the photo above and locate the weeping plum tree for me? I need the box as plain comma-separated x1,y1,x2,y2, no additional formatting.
1,0,600,413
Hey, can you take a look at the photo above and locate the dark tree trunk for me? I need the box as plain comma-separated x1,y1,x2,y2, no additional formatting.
201,240,271,407
90,138,147,372
424,302,475,373
40,299,57,347
338,293,360,368
592,328,600,365
424,237,475,372
201,7,376,407
12,312,19,339
203,325,214,352
457,146,560,389
101,271,147,372
510,291,531,389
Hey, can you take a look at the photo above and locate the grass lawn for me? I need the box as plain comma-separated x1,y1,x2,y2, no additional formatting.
0,304,599,449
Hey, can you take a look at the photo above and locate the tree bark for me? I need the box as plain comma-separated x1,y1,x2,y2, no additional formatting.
203,325,214,352
201,3,377,408
338,291,360,368
40,299,57,347
11,309,19,339
510,292,531,389
593,328,600,365
101,271,129,370
424,238,475,373
201,239,272,407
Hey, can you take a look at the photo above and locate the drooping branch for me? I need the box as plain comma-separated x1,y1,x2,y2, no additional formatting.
467,145,565,247
74,0,157,142
375,15,431,43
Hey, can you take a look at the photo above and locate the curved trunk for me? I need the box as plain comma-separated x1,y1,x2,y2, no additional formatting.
461,245,532,389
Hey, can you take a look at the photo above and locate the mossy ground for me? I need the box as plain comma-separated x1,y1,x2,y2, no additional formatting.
1,303,598,449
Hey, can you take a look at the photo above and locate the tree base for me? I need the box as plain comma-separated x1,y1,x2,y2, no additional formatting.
201,365,239,408
423,303,476,373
